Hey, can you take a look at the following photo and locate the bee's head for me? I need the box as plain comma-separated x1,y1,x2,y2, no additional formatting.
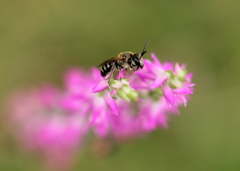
121,39,149,71
128,53,144,71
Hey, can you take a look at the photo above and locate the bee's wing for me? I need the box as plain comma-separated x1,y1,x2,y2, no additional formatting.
97,56,121,67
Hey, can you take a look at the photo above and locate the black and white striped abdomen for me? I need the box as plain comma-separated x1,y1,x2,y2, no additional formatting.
100,61,115,77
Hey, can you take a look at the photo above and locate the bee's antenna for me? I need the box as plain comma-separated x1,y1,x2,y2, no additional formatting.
140,38,150,58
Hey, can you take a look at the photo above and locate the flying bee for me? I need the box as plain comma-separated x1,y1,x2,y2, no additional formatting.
98,39,150,80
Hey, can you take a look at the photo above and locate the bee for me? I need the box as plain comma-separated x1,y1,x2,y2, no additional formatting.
98,39,150,80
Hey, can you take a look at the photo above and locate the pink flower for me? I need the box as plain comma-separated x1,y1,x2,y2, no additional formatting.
62,68,118,137
5,85,89,171
134,53,195,107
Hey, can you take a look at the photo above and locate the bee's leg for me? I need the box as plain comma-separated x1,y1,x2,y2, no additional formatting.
125,68,128,79
108,63,116,82
119,70,122,81
108,71,114,82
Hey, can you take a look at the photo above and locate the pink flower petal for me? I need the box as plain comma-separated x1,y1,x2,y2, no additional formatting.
92,80,108,93
174,63,186,74
136,69,156,80
91,68,102,80
187,83,196,87
150,53,162,67
163,62,173,70
186,73,194,82
150,75,168,89
173,87,193,94
174,63,181,74
143,59,162,74
161,84,176,106
116,70,127,79
156,114,168,128
103,91,118,115
177,94,187,107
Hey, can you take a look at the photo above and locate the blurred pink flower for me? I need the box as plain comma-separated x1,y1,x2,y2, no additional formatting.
5,85,89,171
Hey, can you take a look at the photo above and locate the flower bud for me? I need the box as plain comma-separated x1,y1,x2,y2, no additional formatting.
116,83,138,101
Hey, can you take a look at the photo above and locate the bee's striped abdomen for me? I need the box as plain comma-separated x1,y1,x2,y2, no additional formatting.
100,61,115,77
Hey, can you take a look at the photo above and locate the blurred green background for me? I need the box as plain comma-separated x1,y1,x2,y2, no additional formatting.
0,0,240,170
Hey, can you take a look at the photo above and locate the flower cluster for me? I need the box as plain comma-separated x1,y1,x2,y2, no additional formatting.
4,53,195,170
91,53,195,135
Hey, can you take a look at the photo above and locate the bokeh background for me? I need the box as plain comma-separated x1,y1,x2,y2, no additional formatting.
0,0,240,170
